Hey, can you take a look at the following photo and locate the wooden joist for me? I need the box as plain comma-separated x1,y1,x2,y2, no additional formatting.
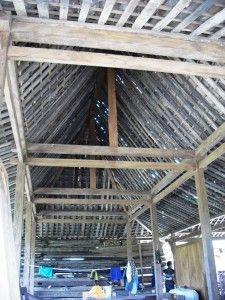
37,210,126,217
26,143,195,158
34,197,148,206
12,157,195,171
8,46,225,79
38,219,127,225
10,18,225,63
33,187,148,197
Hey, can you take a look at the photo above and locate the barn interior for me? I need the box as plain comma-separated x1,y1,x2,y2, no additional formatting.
1,1,225,300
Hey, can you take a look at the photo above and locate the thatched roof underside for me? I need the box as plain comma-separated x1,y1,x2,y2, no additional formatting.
1,0,225,241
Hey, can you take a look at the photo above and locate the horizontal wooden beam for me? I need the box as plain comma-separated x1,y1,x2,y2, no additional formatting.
38,218,127,225
34,197,148,206
33,187,149,197
26,143,195,159
11,157,195,171
10,18,225,63
8,46,225,79
37,210,126,217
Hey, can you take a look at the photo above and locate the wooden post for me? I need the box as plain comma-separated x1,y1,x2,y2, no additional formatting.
107,68,118,147
0,164,20,300
29,217,36,294
138,243,144,283
13,162,25,271
23,201,32,288
150,202,163,300
0,12,10,102
126,221,133,261
195,167,219,300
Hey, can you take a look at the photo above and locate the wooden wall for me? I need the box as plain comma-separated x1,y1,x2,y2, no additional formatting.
175,239,207,299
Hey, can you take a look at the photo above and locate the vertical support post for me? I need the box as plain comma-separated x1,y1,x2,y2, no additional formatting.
168,234,176,269
126,221,133,261
29,217,36,294
107,68,118,147
0,12,10,102
0,164,20,300
138,243,144,283
23,201,32,288
195,166,219,300
90,168,96,188
13,162,25,271
150,202,163,300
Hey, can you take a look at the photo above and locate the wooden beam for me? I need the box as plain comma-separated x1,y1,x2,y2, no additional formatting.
138,243,144,283
38,219,127,225
90,168,96,189
0,164,20,300
0,13,10,101
196,121,225,157
150,202,163,298
126,221,133,260
37,210,126,217
199,141,225,168
150,120,225,200
13,162,25,272
34,197,148,206
33,187,148,197
10,17,225,63
78,0,91,22
11,157,195,171
12,0,27,17
98,0,116,25
132,0,165,29
26,143,195,158
4,60,33,203
29,217,36,294
23,201,32,289
107,68,118,147
153,171,195,204
59,0,69,20
8,46,225,79
195,167,219,300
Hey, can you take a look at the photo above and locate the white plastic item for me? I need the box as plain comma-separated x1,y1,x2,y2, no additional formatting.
103,286,112,298
169,287,199,300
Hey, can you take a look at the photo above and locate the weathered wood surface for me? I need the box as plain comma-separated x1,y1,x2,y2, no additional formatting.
8,46,225,79
107,68,118,147
150,203,163,299
34,187,149,196
195,167,219,300
34,197,148,206
0,164,20,300
29,217,36,294
9,18,225,63
12,156,195,171
13,162,25,271
26,143,195,158
23,201,33,289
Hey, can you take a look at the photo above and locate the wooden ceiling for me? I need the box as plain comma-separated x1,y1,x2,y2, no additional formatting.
1,0,225,242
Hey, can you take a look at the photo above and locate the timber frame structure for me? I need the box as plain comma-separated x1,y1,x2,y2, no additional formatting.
1,1,225,299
